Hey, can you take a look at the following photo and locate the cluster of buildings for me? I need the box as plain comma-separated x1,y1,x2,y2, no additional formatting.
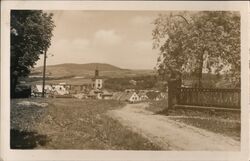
32,69,102,96
31,69,167,103
112,89,167,103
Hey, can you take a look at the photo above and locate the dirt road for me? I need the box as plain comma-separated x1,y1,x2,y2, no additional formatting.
108,103,240,151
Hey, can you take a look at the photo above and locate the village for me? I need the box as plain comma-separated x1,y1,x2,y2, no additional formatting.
9,9,242,153
31,69,167,103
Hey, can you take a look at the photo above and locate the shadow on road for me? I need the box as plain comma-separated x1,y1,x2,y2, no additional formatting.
11,129,49,149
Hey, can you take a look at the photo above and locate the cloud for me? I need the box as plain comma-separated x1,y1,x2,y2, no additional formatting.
93,30,122,45
131,16,154,25
51,38,90,53
36,38,158,69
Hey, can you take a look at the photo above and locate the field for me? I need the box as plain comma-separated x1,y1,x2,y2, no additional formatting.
11,98,161,150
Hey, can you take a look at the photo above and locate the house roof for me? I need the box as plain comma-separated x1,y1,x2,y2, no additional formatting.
118,92,128,101
121,92,137,101
102,93,113,96
102,89,112,95
92,76,104,80
146,91,160,99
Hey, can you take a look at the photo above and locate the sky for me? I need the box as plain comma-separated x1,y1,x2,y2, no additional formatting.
35,11,166,70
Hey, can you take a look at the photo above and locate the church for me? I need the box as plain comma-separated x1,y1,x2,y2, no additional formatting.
92,68,103,90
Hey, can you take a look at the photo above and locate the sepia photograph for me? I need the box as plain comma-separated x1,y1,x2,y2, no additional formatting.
10,9,241,150
1,1,249,161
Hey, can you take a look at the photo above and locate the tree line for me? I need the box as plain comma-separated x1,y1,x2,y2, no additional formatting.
104,76,160,92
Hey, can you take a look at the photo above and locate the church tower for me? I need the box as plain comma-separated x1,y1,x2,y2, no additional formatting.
92,66,103,90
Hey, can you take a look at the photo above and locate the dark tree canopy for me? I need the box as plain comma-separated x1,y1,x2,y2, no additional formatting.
152,11,240,88
11,10,55,97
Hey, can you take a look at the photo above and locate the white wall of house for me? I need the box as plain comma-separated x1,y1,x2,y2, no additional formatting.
128,93,139,103
34,85,52,93
33,85,69,96
97,93,102,99
52,85,69,95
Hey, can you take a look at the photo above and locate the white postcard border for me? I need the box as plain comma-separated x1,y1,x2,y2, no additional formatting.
1,1,249,161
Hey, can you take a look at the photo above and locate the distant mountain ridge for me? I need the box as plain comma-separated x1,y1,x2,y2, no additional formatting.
52,63,121,70
32,63,154,78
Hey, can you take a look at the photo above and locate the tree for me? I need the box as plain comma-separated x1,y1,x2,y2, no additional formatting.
152,11,240,88
11,10,55,97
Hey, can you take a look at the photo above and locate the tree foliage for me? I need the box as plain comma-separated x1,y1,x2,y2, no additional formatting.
11,10,55,97
104,76,158,91
152,11,240,88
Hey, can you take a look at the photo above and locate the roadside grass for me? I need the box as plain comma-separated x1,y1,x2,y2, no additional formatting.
11,98,161,150
146,100,240,140
146,100,169,114
170,117,240,141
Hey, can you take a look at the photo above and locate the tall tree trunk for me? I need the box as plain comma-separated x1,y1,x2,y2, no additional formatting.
11,75,18,98
197,51,204,88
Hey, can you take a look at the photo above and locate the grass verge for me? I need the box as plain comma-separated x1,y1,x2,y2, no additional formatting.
146,100,240,140
11,98,161,150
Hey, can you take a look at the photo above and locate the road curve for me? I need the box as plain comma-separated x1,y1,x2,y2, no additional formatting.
107,103,240,151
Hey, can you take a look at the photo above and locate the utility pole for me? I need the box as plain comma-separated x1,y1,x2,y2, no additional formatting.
42,49,47,97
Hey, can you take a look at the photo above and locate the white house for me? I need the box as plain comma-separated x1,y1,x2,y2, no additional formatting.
117,92,139,103
52,85,69,95
88,89,102,99
137,91,149,101
32,85,53,96
32,84,69,97
126,92,139,103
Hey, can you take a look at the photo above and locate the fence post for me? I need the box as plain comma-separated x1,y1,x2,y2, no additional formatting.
168,78,181,109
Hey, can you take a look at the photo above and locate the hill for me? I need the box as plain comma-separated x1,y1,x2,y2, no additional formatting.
33,63,124,77
46,63,122,71
31,63,155,79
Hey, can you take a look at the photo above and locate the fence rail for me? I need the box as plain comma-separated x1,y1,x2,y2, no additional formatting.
177,87,240,109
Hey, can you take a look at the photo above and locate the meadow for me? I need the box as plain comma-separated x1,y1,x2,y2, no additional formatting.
11,98,161,150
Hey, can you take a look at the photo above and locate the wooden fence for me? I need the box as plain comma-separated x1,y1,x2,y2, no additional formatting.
177,88,240,109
